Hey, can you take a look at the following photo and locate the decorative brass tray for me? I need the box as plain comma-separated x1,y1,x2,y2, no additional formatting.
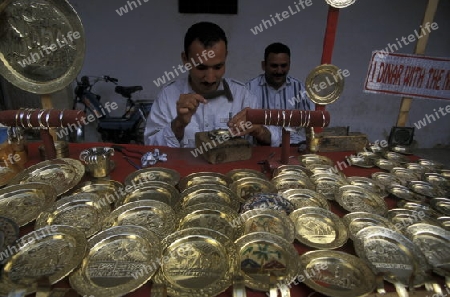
437,216,450,230
71,179,123,199
299,250,376,297
396,200,439,217
423,173,450,192
383,152,410,164
407,181,438,198
342,212,395,240
0,216,19,261
300,154,334,167
405,163,428,175
8,158,84,196
3,225,86,287
69,225,161,297
178,184,240,211
226,169,268,182
347,176,387,198
305,64,344,105
387,209,441,233
348,155,375,168
124,167,180,187
0,166,18,188
390,167,422,184
240,208,295,243
336,185,388,216
273,165,312,178
374,158,401,171
230,177,277,201
418,159,445,171
271,173,315,192
386,184,426,203
290,207,348,249
308,164,345,178
310,173,348,200
102,200,176,240
235,232,299,292
116,181,180,209
430,198,450,216
154,227,237,297
371,172,405,187
0,182,57,226
353,226,432,288
35,192,109,238
281,188,330,210
178,172,231,192
391,145,414,155
178,202,242,241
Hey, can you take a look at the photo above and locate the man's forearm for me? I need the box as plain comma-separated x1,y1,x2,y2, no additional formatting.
171,117,186,141
251,125,271,145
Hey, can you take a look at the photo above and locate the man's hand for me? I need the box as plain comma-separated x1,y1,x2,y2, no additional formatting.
227,107,271,145
172,94,207,140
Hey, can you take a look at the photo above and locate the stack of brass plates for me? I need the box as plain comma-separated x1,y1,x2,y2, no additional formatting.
116,181,180,209
438,216,450,230
290,207,348,249
8,158,84,196
178,184,240,211
271,173,315,192
235,232,299,292
241,193,295,215
342,212,396,240
178,172,231,192
299,250,376,297
336,185,388,216
281,188,330,210
310,173,348,200
35,192,109,238
230,177,277,201
0,182,57,226
154,228,237,297
441,169,450,179
226,168,268,182
397,200,439,217
124,167,180,187
240,208,295,243
102,200,176,240
69,225,161,296
347,176,387,198
390,145,414,155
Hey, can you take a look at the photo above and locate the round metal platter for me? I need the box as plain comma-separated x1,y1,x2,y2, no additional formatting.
241,193,295,215
281,188,330,210
390,145,414,155
290,207,348,249
405,163,428,175
430,198,450,216
418,159,445,171
439,169,450,179
69,225,161,297
178,202,242,241
178,172,231,192
240,208,295,243
0,182,57,226
230,177,277,201
310,173,348,200
390,167,422,184
308,164,345,178
155,227,237,297
35,192,109,238
8,158,84,196
178,184,240,212
3,225,86,287
124,167,180,187
225,168,268,182
347,176,387,198
325,0,356,9
102,200,176,240
0,166,19,188
336,185,388,216
0,216,20,262
116,181,180,209
273,165,312,178
235,232,299,292
396,200,439,218
300,154,334,167
437,216,450,230
71,179,124,201
387,209,442,234
271,173,315,192
407,181,438,198
371,172,405,187
305,64,345,105
299,250,376,297
374,158,401,171
405,223,450,277
348,155,375,168
353,226,432,287
386,184,426,203
423,173,450,193
383,152,410,164
342,212,396,240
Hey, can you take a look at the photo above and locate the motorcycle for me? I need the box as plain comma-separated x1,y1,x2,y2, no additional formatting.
72,75,150,144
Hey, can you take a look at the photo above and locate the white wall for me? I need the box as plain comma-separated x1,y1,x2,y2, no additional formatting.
65,0,450,147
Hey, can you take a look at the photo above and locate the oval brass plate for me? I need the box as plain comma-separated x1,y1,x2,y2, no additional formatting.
387,208,441,234
371,172,405,187
386,184,425,203
117,181,180,209
418,159,445,171
273,165,312,178
69,225,161,297
0,166,18,188
124,167,180,187
226,168,268,182
0,216,20,257
0,0,85,94
230,177,277,201
305,64,345,105
290,206,348,249
342,211,395,240
336,185,388,216
301,154,334,167
299,250,376,297
310,173,348,200
178,172,231,192
71,179,124,206
383,152,410,164
407,181,437,198
347,176,387,198
390,167,421,184
281,188,330,210
430,197,450,216
348,155,375,168
178,184,240,212
271,173,315,192
374,158,401,171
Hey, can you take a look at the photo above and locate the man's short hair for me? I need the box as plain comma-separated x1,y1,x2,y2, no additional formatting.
184,22,228,56
264,42,291,61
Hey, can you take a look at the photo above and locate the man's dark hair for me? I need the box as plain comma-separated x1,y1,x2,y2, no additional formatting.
264,42,291,61
184,22,228,56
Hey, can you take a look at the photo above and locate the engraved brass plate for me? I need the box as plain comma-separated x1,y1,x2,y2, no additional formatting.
342,212,395,240
396,200,438,217
271,173,315,192
69,225,161,297
374,158,401,171
371,172,405,187
347,176,387,198
124,167,180,187
71,179,123,206
405,163,428,175
178,172,231,192
336,185,388,216
117,181,180,209
418,159,445,171
230,177,277,201
0,182,57,226
424,173,450,194
8,158,84,196
305,64,345,105
390,167,421,184
407,181,438,198
0,0,85,94
299,250,376,297
387,208,442,233
226,168,268,182
383,152,410,164
178,184,240,212
300,154,334,167
430,198,450,216
281,188,330,210
0,166,18,188
0,216,19,259
290,207,348,249
386,184,426,203
273,165,312,178
310,173,348,200
391,145,413,155
348,155,375,168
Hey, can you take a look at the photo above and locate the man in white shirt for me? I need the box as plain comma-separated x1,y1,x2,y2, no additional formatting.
144,22,277,147
246,42,314,147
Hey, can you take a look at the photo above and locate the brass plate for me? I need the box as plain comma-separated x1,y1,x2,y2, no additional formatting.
424,173,450,191
281,188,330,210
353,226,432,287
0,216,20,259
387,208,441,233
390,167,421,184
273,165,312,178
235,232,299,291
35,192,109,238
383,152,410,164
0,182,57,226
102,200,176,240
155,227,237,297
418,159,445,171
116,181,180,209
440,169,450,179
240,208,295,243
69,225,161,297
405,223,450,277
367,145,386,154
71,179,124,206
437,216,450,230
325,0,356,9
386,184,426,203
290,207,348,249
3,225,86,287
348,155,375,168
310,173,348,200
390,145,413,155
178,184,240,212
8,158,84,196
371,172,405,187
405,163,428,175
230,177,277,201
430,198,450,216
0,166,18,188
407,181,438,198
374,158,401,171
396,200,439,217
226,168,268,182
0,0,85,94
308,164,345,177
342,212,395,240
178,202,242,241
178,172,231,192
271,173,315,192
337,185,388,216
124,167,180,187
300,154,334,167
305,64,344,105
347,176,387,198
299,250,376,297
